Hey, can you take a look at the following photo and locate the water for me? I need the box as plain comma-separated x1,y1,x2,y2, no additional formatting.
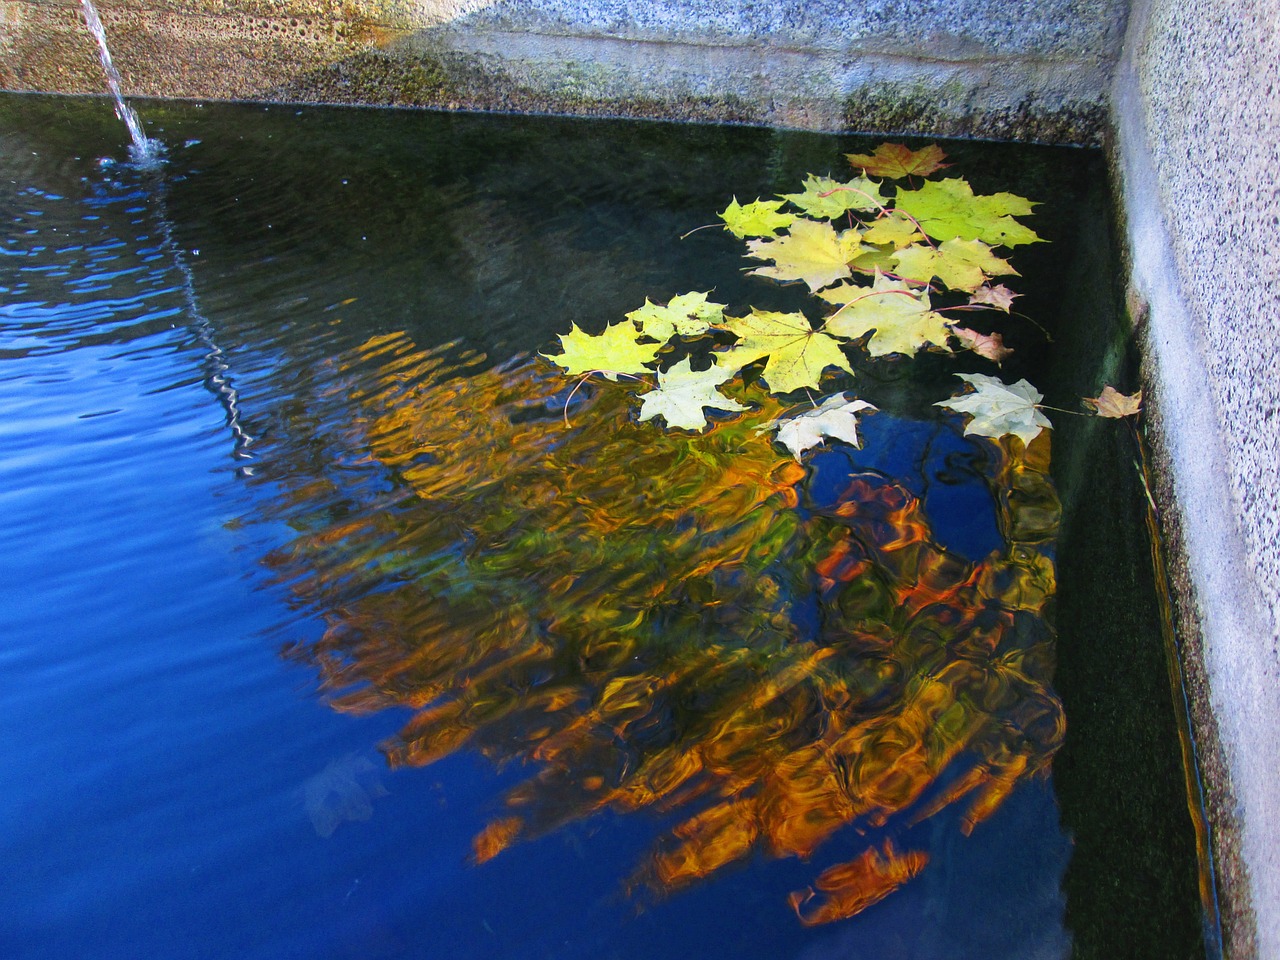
0,95,1210,959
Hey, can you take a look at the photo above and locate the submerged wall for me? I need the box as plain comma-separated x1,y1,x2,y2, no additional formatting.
0,0,1125,144
1112,0,1280,958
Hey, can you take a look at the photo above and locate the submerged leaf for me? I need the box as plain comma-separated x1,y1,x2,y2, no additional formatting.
936,372,1052,445
719,197,796,238
781,175,886,219
541,321,661,381
627,291,726,341
895,178,1042,247
718,309,853,394
1084,385,1143,418
636,357,749,431
746,218,863,293
820,272,953,358
846,143,949,179
759,393,877,461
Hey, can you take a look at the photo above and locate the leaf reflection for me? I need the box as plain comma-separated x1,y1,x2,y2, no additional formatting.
265,332,1064,924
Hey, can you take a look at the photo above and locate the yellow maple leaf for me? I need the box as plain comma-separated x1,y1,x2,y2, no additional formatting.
860,211,924,248
540,321,661,381
717,309,853,394
745,218,863,293
890,238,1017,293
820,273,953,358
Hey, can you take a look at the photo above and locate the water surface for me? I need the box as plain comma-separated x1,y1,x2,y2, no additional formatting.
0,95,1205,960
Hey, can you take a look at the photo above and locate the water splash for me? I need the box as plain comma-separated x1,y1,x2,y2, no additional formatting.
78,0,164,166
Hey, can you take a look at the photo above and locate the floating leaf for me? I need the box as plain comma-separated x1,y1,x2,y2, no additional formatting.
845,143,949,179
781,175,886,219
969,283,1020,313
848,244,897,276
541,321,661,380
719,197,796,238
718,309,853,394
746,218,862,293
636,357,749,431
627,291,726,341
1084,385,1142,418
891,238,1017,293
952,326,1013,363
860,211,924,248
759,393,877,461
936,372,1052,445
820,272,953,358
895,178,1042,247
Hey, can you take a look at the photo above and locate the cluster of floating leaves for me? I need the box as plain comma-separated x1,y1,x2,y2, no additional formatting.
269,329,1066,925
543,143,1140,455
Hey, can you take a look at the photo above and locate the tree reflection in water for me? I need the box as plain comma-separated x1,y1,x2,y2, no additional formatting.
263,332,1064,925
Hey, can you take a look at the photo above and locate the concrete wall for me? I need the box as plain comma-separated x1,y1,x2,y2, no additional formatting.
0,0,1126,143
1111,0,1280,957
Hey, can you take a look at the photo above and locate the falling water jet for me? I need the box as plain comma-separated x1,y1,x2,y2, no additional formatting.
78,0,164,166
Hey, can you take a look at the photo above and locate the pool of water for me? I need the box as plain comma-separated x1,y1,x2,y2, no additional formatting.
0,95,1208,960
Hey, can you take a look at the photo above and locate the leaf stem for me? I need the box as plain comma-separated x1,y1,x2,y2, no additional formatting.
1034,403,1093,417
680,223,722,240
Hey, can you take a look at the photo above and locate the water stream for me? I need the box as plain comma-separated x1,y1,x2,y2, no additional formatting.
77,0,163,166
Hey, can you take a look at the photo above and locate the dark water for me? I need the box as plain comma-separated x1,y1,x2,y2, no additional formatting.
0,95,1207,960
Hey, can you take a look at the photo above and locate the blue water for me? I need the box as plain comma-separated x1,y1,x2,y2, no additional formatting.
0,96,1204,960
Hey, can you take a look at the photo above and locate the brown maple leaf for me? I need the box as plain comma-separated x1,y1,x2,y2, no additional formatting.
1083,385,1142,418
845,143,949,179
968,283,1021,313
952,326,1013,363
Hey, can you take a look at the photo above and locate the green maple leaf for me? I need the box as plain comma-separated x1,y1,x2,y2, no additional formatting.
636,357,749,431
819,272,953,357
746,218,862,293
719,197,796,238
860,211,924,248
935,373,1052,445
781,175,886,219
845,143,949,179
890,238,1017,293
895,178,1042,247
627,291,727,341
717,309,853,394
541,321,661,380
759,393,877,461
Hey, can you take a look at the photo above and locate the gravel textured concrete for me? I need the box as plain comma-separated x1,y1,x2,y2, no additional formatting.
0,0,1126,143
1113,0,1280,956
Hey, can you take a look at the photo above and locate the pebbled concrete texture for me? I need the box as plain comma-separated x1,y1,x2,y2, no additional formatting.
1112,0,1280,956
0,0,1126,143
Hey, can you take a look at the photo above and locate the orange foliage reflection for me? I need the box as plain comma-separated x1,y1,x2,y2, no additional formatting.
266,332,1064,925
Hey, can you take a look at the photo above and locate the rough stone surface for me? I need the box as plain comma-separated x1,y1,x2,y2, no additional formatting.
1112,0,1280,956
0,0,1126,143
